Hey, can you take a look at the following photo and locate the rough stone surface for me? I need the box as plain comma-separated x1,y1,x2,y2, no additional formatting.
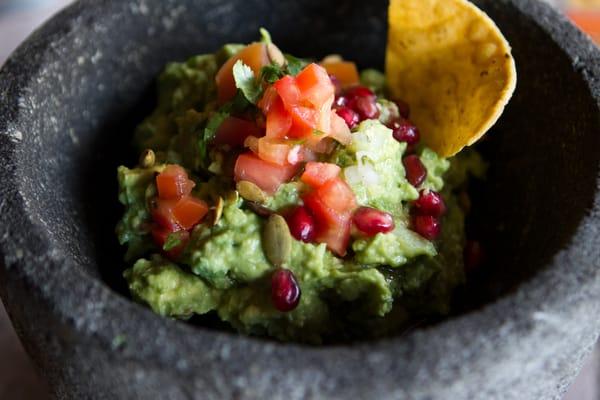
0,0,599,399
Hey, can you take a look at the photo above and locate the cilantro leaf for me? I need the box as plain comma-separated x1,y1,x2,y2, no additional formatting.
261,63,286,84
285,54,308,76
233,60,262,104
199,109,230,164
163,232,186,251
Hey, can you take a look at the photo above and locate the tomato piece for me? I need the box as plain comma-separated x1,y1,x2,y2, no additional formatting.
257,137,291,166
234,152,299,194
288,106,318,138
152,198,181,231
151,227,190,261
321,61,360,88
213,117,263,147
156,165,195,200
172,196,209,230
302,190,352,256
328,111,352,145
301,162,341,188
266,96,292,138
317,178,357,212
316,217,352,256
215,42,273,104
295,63,335,108
274,75,302,108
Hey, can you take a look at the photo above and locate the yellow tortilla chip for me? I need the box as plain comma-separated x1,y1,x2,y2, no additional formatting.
386,0,517,157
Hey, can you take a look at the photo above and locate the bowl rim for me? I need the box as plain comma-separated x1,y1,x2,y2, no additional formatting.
1,0,600,393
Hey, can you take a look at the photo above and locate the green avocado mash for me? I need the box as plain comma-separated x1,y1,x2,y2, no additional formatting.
117,37,485,343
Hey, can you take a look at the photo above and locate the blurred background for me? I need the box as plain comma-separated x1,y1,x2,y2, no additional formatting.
0,0,598,398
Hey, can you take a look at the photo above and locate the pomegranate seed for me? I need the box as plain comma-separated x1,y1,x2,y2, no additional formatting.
389,118,420,146
464,240,484,273
329,74,342,95
346,86,376,100
271,269,301,312
412,215,441,240
353,97,380,120
334,95,348,108
394,99,410,118
353,207,395,236
403,155,427,187
336,107,360,129
414,190,446,217
287,206,316,243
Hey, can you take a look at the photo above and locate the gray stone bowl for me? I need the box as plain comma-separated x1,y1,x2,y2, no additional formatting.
0,0,599,399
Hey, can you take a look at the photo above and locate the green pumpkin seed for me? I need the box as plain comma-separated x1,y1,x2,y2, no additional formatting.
210,196,224,226
139,149,156,168
263,214,292,267
267,43,286,66
237,180,268,203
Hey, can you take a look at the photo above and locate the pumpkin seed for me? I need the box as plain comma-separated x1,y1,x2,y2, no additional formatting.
267,43,286,66
237,180,268,203
263,214,292,267
210,196,224,226
247,202,274,218
139,149,156,168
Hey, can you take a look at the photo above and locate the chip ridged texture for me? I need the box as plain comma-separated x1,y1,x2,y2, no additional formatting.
386,0,517,157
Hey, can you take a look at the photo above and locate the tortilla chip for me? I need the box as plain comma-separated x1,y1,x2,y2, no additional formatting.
386,0,517,157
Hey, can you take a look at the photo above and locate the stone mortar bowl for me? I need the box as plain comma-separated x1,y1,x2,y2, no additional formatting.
0,0,599,399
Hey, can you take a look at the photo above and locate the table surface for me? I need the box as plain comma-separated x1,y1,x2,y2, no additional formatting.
0,1,597,399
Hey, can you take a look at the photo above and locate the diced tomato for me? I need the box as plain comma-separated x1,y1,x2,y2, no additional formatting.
328,111,352,145
266,96,292,139
317,178,357,212
172,196,209,230
321,61,360,88
156,165,195,200
257,137,291,165
151,227,190,261
302,190,353,256
288,106,318,138
152,198,181,231
215,42,275,104
301,162,341,188
213,117,263,147
295,63,335,108
274,75,302,108
316,217,352,256
234,152,299,194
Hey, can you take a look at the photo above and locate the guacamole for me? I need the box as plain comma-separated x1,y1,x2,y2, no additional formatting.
117,35,485,343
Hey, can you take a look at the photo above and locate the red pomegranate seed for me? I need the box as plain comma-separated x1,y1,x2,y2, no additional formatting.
389,118,420,146
287,206,316,243
403,155,427,187
464,240,484,273
271,269,301,312
353,207,395,236
353,97,380,120
414,190,446,217
412,215,441,240
336,107,360,129
394,99,410,118
346,86,376,100
334,95,348,108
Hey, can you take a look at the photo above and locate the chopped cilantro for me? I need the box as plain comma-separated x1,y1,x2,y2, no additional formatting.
163,232,186,251
199,110,230,164
261,63,286,84
285,54,308,76
233,60,262,104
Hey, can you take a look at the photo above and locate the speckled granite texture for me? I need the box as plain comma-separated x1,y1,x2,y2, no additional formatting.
0,0,599,399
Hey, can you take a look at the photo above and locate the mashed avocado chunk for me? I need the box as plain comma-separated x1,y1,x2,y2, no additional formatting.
117,38,485,343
